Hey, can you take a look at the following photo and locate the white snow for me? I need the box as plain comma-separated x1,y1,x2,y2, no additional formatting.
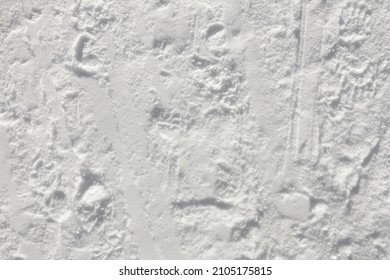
1,0,390,260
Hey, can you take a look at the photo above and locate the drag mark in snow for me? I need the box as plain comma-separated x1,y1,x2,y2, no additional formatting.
80,79,161,259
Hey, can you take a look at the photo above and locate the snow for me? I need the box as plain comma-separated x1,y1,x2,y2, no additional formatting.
0,0,390,259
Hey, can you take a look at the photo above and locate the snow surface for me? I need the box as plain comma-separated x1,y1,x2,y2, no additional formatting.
1,0,390,259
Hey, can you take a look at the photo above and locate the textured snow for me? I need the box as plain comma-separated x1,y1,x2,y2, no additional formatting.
1,0,390,259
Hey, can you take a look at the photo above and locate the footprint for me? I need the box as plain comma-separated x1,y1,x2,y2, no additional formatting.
73,32,96,62
77,184,113,232
339,1,371,48
205,22,225,40
274,193,311,221
338,56,376,104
